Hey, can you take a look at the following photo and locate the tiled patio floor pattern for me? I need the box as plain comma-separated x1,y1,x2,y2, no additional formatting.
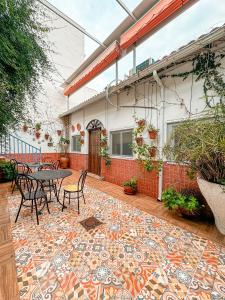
8,186,225,300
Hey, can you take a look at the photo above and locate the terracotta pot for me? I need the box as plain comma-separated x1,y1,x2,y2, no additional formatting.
57,130,62,136
197,177,225,234
101,128,107,136
176,207,200,219
148,130,157,139
71,125,75,132
77,123,81,131
80,139,84,145
149,147,157,157
35,132,41,139
100,140,107,147
124,186,136,195
137,119,145,127
22,124,28,132
60,156,69,169
80,130,85,137
135,137,143,146
44,133,49,140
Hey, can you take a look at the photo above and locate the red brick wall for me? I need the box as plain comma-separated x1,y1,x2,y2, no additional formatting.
69,153,88,170
101,158,159,198
6,153,59,163
163,162,198,192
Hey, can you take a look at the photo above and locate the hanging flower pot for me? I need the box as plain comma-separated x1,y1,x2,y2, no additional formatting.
22,123,28,132
57,130,62,136
80,130,85,137
149,146,157,157
101,128,107,136
80,138,84,145
44,133,49,140
35,123,41,131
135,137,143,146
71,125,75,132
35,132,41,139
137,119,146,128
100,140,107,147
148,129,158,139
77,123,81,131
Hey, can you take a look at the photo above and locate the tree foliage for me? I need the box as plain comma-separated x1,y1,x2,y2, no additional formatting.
0,0,53,136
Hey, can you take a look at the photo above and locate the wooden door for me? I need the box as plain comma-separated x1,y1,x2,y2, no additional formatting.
88,129,101,175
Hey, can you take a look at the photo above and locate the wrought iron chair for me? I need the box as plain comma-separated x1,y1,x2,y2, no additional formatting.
62,170,88,214
11,161,32,194
15,174,50,225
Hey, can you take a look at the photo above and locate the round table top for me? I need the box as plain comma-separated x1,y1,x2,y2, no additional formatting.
32,169,72,181
27,162,53,168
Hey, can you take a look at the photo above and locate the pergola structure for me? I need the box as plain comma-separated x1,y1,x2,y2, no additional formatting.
57,0,199,96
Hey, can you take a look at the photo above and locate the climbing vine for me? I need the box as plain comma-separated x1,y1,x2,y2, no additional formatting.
99,129,111,167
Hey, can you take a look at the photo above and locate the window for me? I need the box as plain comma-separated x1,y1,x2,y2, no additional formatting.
72,135,81,152
111,129,133,157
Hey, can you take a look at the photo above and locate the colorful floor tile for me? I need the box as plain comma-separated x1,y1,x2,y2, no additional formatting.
8,187,225,300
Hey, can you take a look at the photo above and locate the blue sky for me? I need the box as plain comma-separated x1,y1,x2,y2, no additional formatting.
49,0,225,92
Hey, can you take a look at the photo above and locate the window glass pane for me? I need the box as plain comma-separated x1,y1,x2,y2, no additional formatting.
122,131,132,156
72,136,81,152
112,132,121,155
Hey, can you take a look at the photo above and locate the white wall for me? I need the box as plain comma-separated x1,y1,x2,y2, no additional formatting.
16,3,96,153
68,58,222,158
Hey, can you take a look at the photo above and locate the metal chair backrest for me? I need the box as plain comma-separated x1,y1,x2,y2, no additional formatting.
52,160,60,170
15,174,42,200
78,170,88,191
17,163,32,175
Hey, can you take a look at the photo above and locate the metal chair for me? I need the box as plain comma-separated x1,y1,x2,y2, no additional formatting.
11,161,32,194
15,174,50,225
62,170,88,214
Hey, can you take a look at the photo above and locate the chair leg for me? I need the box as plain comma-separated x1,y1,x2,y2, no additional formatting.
82,191,86,204
62,191,66,212
34,199,39,225
31,199,34,213
77,191,80,214
15,198,23,223
45,196,50,214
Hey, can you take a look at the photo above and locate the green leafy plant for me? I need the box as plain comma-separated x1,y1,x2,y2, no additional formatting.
99,132,111,166
0,0,53,136
162,188,200,215
0,161,14,181
123,177,137,190
59,137,70,155
35,123,41,131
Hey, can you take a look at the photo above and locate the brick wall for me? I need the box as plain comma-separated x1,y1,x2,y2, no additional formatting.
69,153,88,170
163,162,198,192
101,158,159,198
6,153,59,163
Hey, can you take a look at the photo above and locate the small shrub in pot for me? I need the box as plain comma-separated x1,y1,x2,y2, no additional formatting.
123,177,137,195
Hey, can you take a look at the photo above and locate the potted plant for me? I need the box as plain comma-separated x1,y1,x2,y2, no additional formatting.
148,124,158,139
148,146,157,157
44,133,49,140
80,130,85,137
59,137,70,168
136,119,146,128
101,128,107,136
80,138,84,145
162,188,201,218
77,123,81,131
123,177,137,195
22,123,28,132
100,136,107,147
0,161,15,182
35,131,41,139
135,137,143,146
57,129,62,136
35,122,41,131
164,116,225,233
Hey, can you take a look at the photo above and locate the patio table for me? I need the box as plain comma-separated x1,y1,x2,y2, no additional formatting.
32,169,72,207
26,162,53,171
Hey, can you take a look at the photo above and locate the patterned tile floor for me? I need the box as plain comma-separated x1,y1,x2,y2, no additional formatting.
8,187,225,300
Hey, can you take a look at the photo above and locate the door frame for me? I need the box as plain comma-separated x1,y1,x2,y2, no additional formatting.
86,119,104,175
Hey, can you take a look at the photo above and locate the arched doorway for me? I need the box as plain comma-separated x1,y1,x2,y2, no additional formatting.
86,119,103,175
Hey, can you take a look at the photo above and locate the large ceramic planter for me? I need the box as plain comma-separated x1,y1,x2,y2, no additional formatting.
197,177,225,234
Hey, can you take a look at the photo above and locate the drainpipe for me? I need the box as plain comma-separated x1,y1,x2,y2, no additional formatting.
153,70,165,201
